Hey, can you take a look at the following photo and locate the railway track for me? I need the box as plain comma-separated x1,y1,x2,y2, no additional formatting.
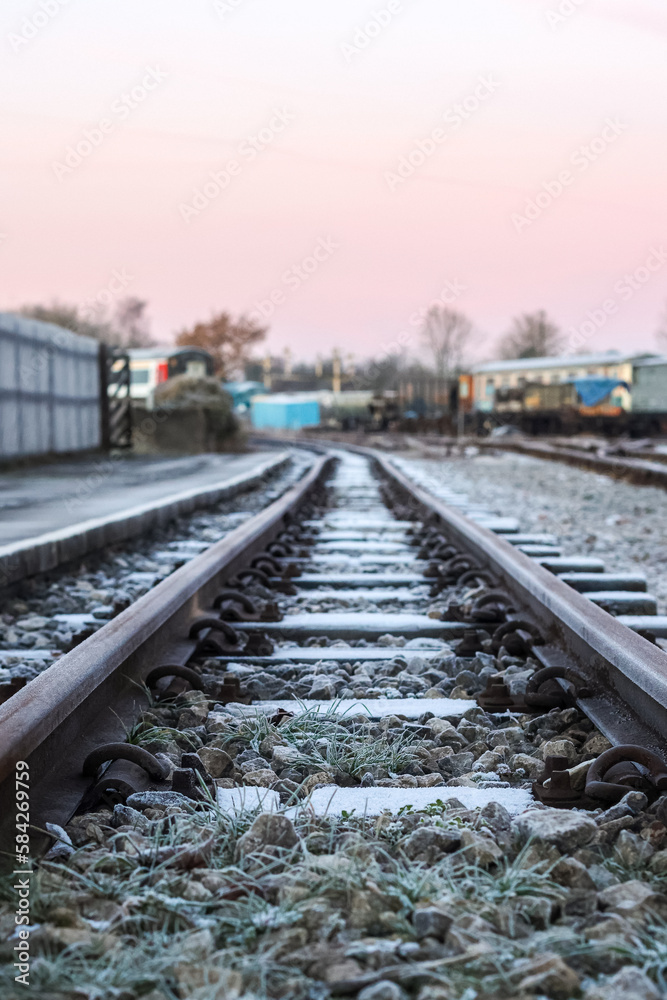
476,437,667,489
0,450,311,705
3,444,667,998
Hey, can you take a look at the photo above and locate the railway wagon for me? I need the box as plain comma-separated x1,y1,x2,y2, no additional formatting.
123,347,215,403
633,357,667,413
464,371,667,437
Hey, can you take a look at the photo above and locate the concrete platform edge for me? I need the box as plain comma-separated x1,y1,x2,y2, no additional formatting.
0,452,291,588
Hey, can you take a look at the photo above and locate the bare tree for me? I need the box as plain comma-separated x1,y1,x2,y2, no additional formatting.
656,303,667,352
498,309,563,360
113,296,155,348
360,352,406,393
20,296,155,348
420,306,472,378
21,301,114,342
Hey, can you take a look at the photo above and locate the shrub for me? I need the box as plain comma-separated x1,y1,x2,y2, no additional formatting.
153,376,240,446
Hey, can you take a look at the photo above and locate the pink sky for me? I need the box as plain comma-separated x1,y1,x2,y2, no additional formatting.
2,0,667,364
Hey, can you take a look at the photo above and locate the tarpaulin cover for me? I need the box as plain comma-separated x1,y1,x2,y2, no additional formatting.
570,377,629,407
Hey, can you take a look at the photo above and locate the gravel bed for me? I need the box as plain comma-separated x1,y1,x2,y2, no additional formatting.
5,679,667,999
0,451,313,687
397,450,667,614
4,454,667,998
211,645,486,703
188,648,608,798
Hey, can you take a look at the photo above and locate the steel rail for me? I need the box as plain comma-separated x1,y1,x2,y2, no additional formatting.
255,437,667,759
0,453,332,848
372,450,667,756
477,438,667,488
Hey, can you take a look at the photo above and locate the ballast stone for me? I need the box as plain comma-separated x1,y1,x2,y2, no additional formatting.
271,744,302,768
198,746,232,778
308,676,340,699
243,769,279,787
513,807,597,852
584,967,661,1000
614,829,655,868
412,906,453,941
399,825,461,862
460,828,504,865
598,879,667,919
235,812,299,859
515,953,580,999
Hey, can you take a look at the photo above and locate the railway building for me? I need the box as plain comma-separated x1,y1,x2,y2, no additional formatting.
470,350,656,413
465,349,667,435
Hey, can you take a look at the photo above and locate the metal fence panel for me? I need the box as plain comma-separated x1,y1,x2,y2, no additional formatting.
0,313,101,459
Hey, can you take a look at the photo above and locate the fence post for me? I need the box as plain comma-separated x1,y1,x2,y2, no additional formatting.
99,343,111,451
99,343,132,451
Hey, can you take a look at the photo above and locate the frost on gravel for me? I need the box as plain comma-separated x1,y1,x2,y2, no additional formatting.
7,761,667,1000
5,450,667,998
399,450,667,614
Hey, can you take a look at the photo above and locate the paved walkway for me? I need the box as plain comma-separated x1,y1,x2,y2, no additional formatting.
0,452,281,548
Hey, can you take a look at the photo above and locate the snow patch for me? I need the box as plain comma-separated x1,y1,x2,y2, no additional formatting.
225,697,476,719
285,785,533,818
216,786,281,812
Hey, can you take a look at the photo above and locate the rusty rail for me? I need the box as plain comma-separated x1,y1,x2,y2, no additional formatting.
4,434,667,852
0,454,333,849
274,437,667,759
373,450,667,755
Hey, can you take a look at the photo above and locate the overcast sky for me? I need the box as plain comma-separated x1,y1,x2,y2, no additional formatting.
2,0,667,362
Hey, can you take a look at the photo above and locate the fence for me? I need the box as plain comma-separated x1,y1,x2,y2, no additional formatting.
0,313,101,460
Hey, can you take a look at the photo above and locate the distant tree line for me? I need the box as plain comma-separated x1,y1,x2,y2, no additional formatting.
20,297,155,350
13,290,667,398
16,298,268,380
11,297,568,390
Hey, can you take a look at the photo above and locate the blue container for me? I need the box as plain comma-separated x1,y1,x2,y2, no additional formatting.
251,394,320,430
